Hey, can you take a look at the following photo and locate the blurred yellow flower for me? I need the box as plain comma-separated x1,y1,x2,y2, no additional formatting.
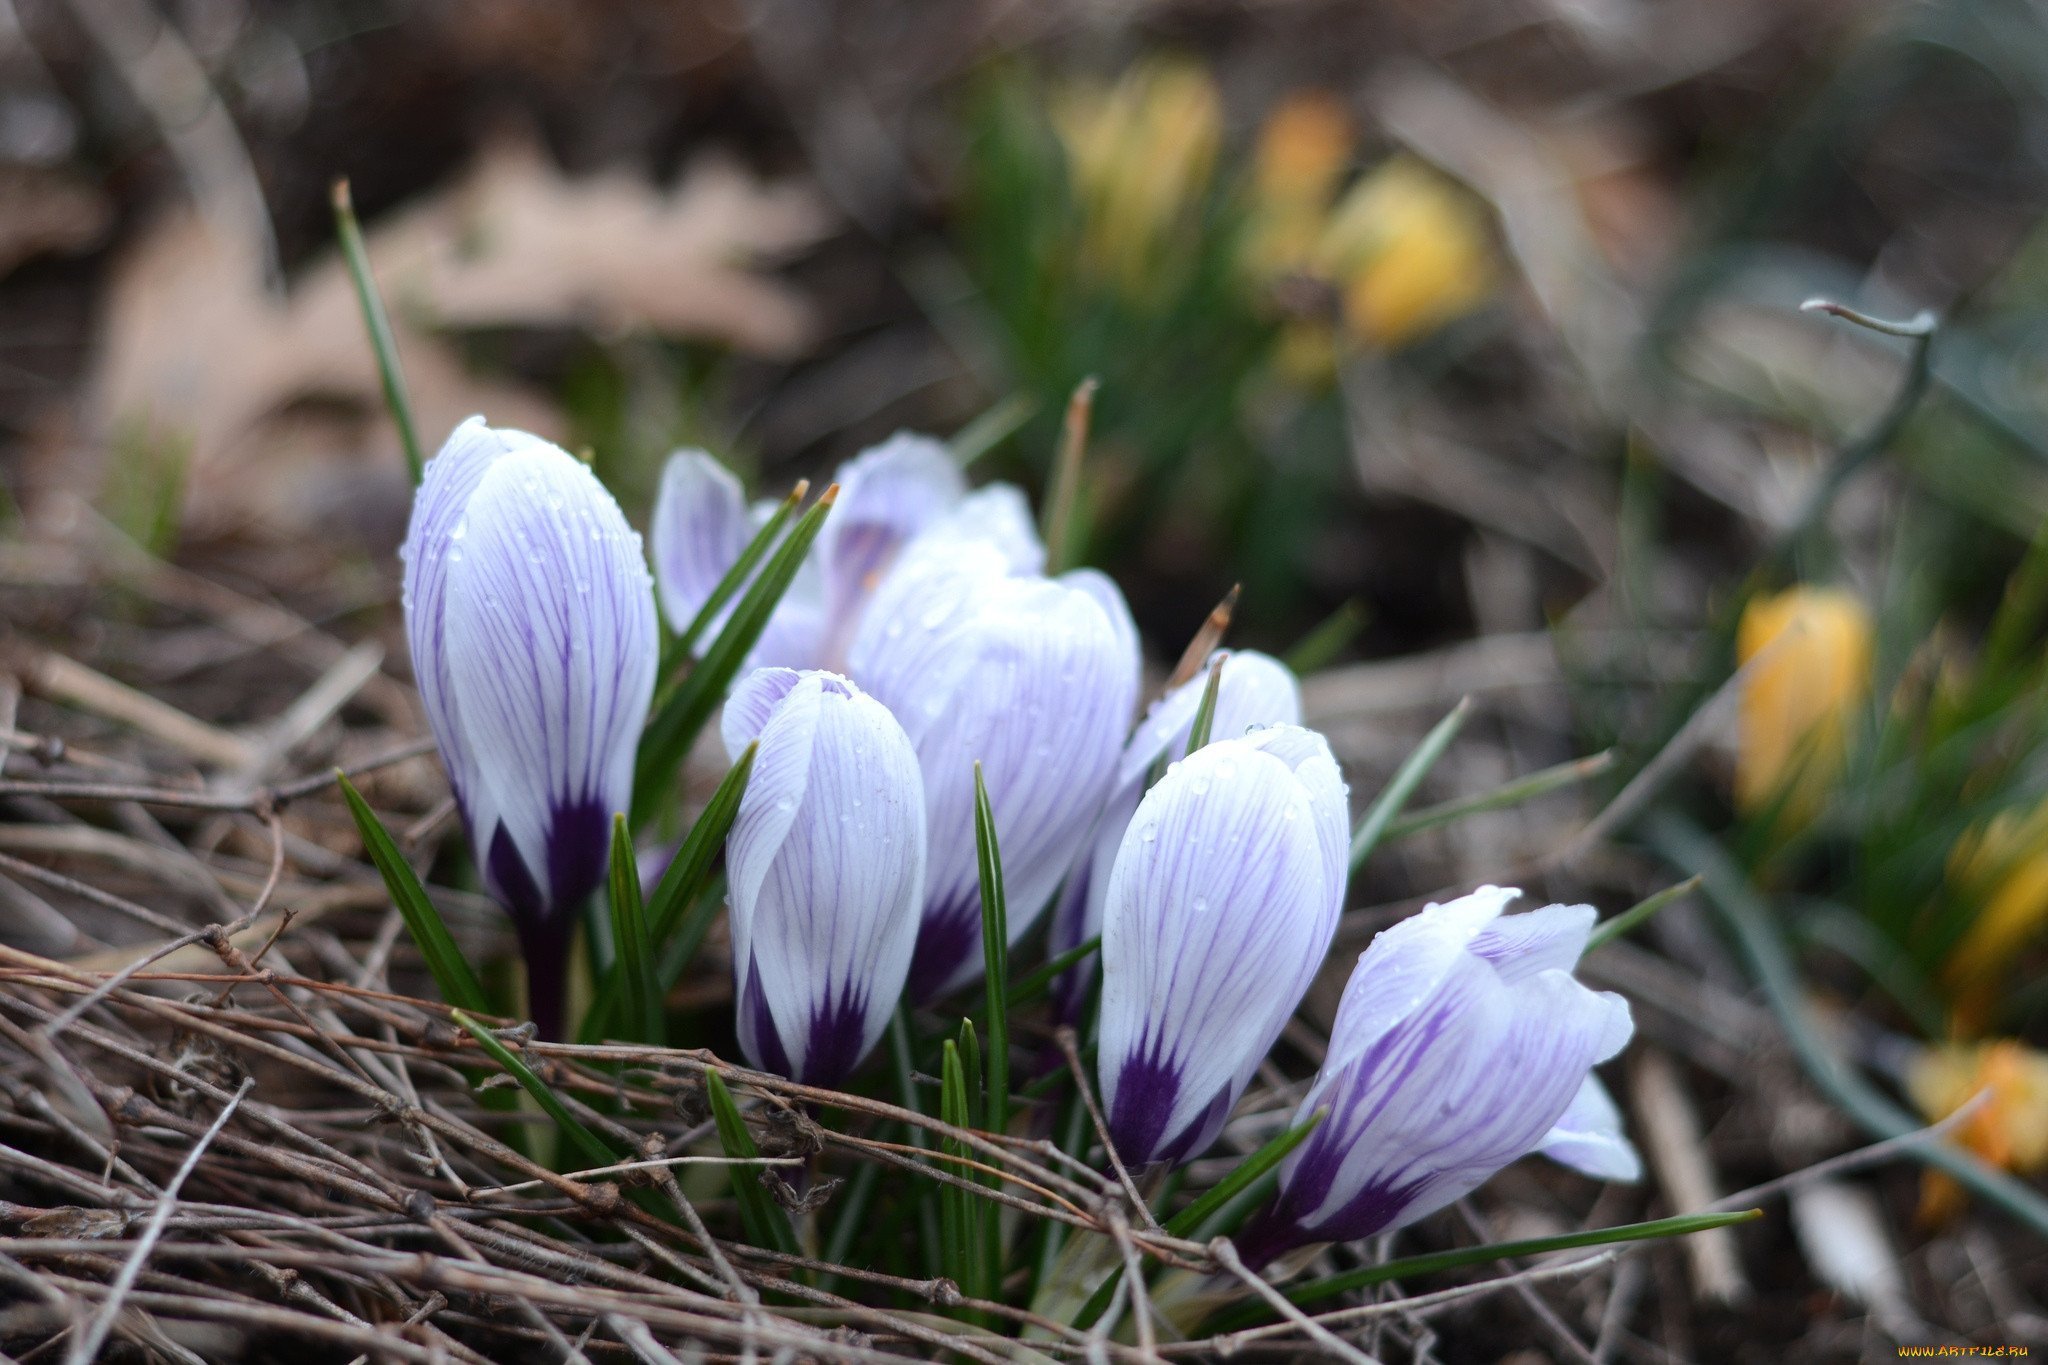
1734,587,1873,827
1318,157,1495,350
1053,58,1222,303
1243,91,1353,279
1942,801,2048,1034
1906,1040,2048,1222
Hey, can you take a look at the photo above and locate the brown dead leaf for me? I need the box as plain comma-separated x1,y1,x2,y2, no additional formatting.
58,136,831,538
367,138,831,349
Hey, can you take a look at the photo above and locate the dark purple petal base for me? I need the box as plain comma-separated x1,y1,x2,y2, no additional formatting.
906,893,981,1003
744,957,878,1088
1233,1162,1425,1271
1107,1043,1235,1167
485,796,612,1041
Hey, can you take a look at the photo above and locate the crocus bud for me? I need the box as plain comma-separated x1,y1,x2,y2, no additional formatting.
1234,886,1635,1268
1735,586,1872,827
648,432,1010,672
721,668,926,1086
400,418,658,1037
1098,724,1348,1166
650,449,750,632
848,540,1137,1000
1048,649,1302,1014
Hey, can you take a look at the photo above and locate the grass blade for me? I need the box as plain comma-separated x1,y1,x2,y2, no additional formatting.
675,482,806,658
604,814,662,1044
330,180,423,484
1007,935,1100,1008
450,1010,614,1168
633,488,836,827
1206,1209,1763,1332
1185,653,1226,754
951,393,1038,469
648,743,755,948
1348,697,1471,876
579,739,749,1046
891,1007,946,1279
939,1038,987,1314
1283,600,1366,675
959,1018,984,1131
336,773,488,1014
1584,874,1701,954
973,763,1010,1142
655,873,725,989
1383,750,1615,842
1042,377,1097,573
1165,1112,1323,1239
705,1069,800,1257
1072,1113,1324,1332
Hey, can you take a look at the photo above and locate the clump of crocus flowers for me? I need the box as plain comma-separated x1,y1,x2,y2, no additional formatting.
400,416,1637,1272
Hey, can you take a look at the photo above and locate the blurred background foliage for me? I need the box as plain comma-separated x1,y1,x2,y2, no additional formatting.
9,0,2048,1345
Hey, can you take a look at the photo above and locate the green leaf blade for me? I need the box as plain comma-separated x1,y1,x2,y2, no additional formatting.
336,773,488,1014
1348,697,1471,876
451,1009,614,1169
1006,935,1099,1008
705,1069,800,1258
604,813,662,1044
648,743,756,948
1185,653,1226,754
633,489,836,827
973,763,1011,1144
1585,874,1701,954
331,180,423,485
1070,1112,1326,1333
1384,750,1615,843
1205,1209,1763,1333
676,482,805,657
1165,1111,1324,1239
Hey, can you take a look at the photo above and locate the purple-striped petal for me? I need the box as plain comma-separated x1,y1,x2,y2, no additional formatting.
399,417,558,825
722,668,926,1086
1470,899,1596,982
1537,1076,1642,1181
1236,888,1634,1265
1061,567,1141,687
438,441,659,938
848,555,1136,1000
1049,653,1305,1016
1236,722,1349,913
650,448,751,634
1113,651,1303,794
820,433,966,604
1097,728,1346,1165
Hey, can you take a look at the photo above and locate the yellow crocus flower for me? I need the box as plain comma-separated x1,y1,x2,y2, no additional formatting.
1734,587,1873,827
1052,58,1222,303
1243,91,1353,280
1906,1040,2048,1222
1317,156,1495,349
1943,801,2048,1033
